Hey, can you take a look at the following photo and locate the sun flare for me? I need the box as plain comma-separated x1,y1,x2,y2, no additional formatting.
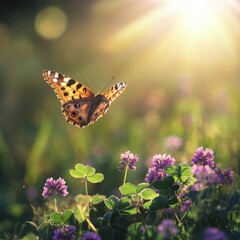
101,0,240,78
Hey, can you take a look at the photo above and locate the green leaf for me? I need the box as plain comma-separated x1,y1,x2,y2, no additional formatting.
75,194,88,204
184,176,197,185
74,206,86,223
152,180,167,190
85,165,96,177
91,194,106,205
143,196,168,211
122,206,138,215
102,211,113,223
136,183,150,193
179,164,192,177
104,195,119,210
62,209,73,223
131,195,137,201
69,169,85,178
143,201,152,210
116,196,131,210
109,195,120,204
165,165,177,175
50,212,63,224
87,173,104,183
75,163,86,174
153,195,168,207
141,188,158,200
127,223,143,237
152,176,175,190
168,196,180,206
164,176,175,187
22,232,39,240
104,199,114,210
171,184,180,191
119,183,137,195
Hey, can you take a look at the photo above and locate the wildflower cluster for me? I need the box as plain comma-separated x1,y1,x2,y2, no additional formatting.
118,150,139,171
53,225,76,240
192,146,215,167
157,219,179,239
42,177,69,198
25,147,239,240
191,147,234,188
145,154,175,183
204,227,228,240
82,231,102,240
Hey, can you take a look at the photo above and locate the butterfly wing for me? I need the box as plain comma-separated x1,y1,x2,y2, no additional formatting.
62,98,95,128
43,70,127,128
88,95,110,126
43,70,96,127
103,82,127,104
86,82,127,125
43,70,95,104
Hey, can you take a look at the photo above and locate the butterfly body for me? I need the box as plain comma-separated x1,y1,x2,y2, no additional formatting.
43,70,126,128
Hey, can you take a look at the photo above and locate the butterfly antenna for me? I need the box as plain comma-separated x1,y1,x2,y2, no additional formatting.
82,74,98,92
102,76,116,92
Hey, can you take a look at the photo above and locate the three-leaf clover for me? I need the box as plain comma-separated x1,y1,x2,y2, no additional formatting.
69,164,104,183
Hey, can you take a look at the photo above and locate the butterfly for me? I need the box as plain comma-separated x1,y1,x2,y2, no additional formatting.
43,70,127,128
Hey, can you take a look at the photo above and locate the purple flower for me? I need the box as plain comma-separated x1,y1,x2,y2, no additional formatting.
191,165,214,181
215,167,234,184
157,219,179,239
203,227,227,240
145,167,167,183
192,147,214,167
145,154,175,183
145,167,158,183
166,135,182,151
152,154,176,169
191,182,205,191
118,151,139,171
181,199,192,212
42,177,69,199
207,167,234,185
82,231,101,240
53,226,76,240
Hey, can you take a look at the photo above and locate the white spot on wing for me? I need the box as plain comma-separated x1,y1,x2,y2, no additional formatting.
64,77,70,83
116,82,126,90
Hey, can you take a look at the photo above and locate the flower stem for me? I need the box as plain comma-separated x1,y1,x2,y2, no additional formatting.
84,178,90,216
54,197,57,211
174,212,181,224
84,178,92,230
85,217,97,232
123,166,129,185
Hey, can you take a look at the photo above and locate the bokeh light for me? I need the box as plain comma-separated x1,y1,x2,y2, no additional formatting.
35,6,67,40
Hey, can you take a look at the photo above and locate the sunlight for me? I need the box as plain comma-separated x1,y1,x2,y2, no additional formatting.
100,0,240,78
103,7,163,52
163,0,240,75
172,0,228,39
183,0,218,31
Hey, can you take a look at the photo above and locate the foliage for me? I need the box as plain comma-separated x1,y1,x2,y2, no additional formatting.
16,149,240,239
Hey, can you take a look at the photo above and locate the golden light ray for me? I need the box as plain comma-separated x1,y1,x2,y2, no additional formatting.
99,0,240,78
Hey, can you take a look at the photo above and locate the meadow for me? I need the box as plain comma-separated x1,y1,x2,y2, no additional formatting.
0,1,239,239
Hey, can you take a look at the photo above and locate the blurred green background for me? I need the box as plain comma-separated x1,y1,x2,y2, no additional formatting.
0,0,240,235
